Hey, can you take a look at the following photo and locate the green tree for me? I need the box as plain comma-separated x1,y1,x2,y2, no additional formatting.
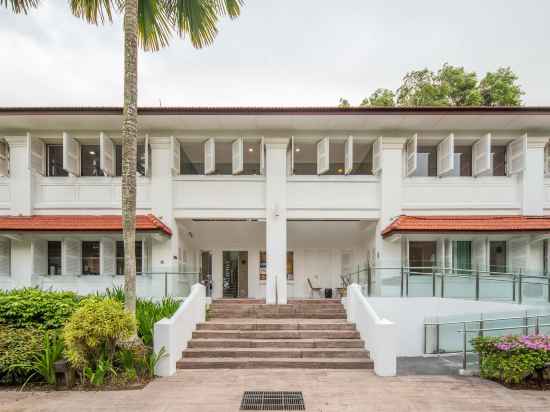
479,67,524,106
338,98,350,108
396,68,447,106
360,88,395,107
5,0,243,314
437,63,482,106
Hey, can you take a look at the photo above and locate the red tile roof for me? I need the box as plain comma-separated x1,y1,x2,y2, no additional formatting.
0,214,172,236
381,215,550,238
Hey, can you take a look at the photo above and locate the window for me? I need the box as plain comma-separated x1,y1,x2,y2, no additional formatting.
46,145,68,177
491,146,507,176
259,251,294,281
352,140,372,175
115,144,146,176
81,145,104,176
243,140,261,175
212,141,232,174
414,146,437,177
544,240,548,276
409,241,437,273
489,241,507,273
82,241,100,275
47,241,62,275
116,241,143,275
293,141,316,175
453,241,472,273
452,146,472,176
327,140,345,175
180,141,203,175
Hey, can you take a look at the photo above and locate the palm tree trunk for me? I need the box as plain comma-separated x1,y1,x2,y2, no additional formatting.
122,0,138,314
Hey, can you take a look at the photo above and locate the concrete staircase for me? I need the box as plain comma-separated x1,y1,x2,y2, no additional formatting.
176,299,373,369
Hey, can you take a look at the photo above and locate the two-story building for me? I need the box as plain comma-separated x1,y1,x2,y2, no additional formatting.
0,106,549,303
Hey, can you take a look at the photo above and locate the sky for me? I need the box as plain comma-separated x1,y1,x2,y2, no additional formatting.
1,0,549,107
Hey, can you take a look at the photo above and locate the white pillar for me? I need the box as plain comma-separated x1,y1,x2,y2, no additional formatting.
149,137,179,298
5,136,33,215
211,249,223,299
374,137,407,293
264,138,288,304
521,136,548,216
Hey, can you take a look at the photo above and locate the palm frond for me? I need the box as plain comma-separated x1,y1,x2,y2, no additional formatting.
69,0,122,25
166,0,221,49
138,0,172,51
212,0,243,19
1,0,40,14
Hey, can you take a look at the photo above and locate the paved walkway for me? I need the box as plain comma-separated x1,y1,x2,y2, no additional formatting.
2,369,550,412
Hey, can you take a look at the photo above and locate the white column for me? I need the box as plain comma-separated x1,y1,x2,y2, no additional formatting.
149,137,180,298
5,136,33,215
211,249,223,299
264,138,288,304
374,137,407,293
521,136,548,216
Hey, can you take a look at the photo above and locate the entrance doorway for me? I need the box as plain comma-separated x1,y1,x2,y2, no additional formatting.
222,251,248,298
200,251,212,297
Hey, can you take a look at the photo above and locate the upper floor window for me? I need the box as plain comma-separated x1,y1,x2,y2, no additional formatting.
414,146,437,177
115,144,147,177
180,141,204,175
491,146,507,176
451,146,472,177
46,144,68,177
351,140,373,175
81,145,104,176
293,141,317,175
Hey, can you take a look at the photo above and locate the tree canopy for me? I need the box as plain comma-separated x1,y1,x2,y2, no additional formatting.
339,64,524,107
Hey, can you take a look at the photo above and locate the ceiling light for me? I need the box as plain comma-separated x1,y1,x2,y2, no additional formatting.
89,151,96,155
248,147,254,152
337,168,343,174
295,148,301,152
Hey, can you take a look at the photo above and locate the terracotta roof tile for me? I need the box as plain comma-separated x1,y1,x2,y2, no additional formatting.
381,215,550,238
0,214,172,236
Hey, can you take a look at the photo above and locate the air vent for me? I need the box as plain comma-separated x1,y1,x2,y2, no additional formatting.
240,391,305,411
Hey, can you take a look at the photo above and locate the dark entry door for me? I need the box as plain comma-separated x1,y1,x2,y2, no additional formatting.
200,251,212,297
223,251,248,298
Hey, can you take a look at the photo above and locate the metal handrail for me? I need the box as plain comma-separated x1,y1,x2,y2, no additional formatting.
425,313,550,327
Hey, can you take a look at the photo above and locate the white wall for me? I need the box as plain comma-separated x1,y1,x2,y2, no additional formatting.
367,297,536,356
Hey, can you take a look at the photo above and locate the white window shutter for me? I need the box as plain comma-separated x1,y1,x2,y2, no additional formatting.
0,239,10,276
170,136,180,176
62,239,81,276
100,238,116,276
405,134,418,177
31,239,48,276
99,132,115,177
507,134,527,175
472,133,492,177
317,137,329,175
372,137,382,175
287,137,294,176
260,137,265,176
143,134,150,177
27,133,46,175
345,136,354,175
204,138,215,175
62,132,81,176
0,141,9,177
437,133,455,176
232,137,244,175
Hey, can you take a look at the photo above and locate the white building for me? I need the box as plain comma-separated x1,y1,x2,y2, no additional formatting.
0,106,549,303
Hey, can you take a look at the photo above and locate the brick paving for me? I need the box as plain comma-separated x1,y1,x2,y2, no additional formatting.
2,369,550,412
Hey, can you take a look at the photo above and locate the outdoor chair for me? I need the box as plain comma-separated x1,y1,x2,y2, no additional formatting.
307,277,322,298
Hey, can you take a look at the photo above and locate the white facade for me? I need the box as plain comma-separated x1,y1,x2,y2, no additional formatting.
1,107,550,301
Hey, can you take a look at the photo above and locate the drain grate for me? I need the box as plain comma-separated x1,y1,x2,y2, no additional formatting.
240,391,305,411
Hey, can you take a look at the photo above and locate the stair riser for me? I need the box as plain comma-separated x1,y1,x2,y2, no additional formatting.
209,306,345,312
192,331,360,339
211,300,342,304
188,340,365,349
209,313,347,320
196,323,355,331
176,361,373,369
183,351,368,359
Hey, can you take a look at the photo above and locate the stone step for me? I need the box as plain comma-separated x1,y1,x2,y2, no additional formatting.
211,299,342,305
182,348,368,358
176,357,373,369
196,322,355,331
211,299,265,304
209,312,347,320
188,338,365,349
192,330,360,340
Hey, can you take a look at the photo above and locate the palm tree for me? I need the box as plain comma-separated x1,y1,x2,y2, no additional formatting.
4,0,244,314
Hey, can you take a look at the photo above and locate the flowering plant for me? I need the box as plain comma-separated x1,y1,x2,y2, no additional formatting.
473,335,550,385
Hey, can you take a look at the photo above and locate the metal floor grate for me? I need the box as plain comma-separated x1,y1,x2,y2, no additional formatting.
240,391,305,411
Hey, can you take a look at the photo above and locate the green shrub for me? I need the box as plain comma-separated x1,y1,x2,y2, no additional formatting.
0,288,80,329
136,298,180,346
473,335,550,385
64,298,136,369
0,325,45,384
